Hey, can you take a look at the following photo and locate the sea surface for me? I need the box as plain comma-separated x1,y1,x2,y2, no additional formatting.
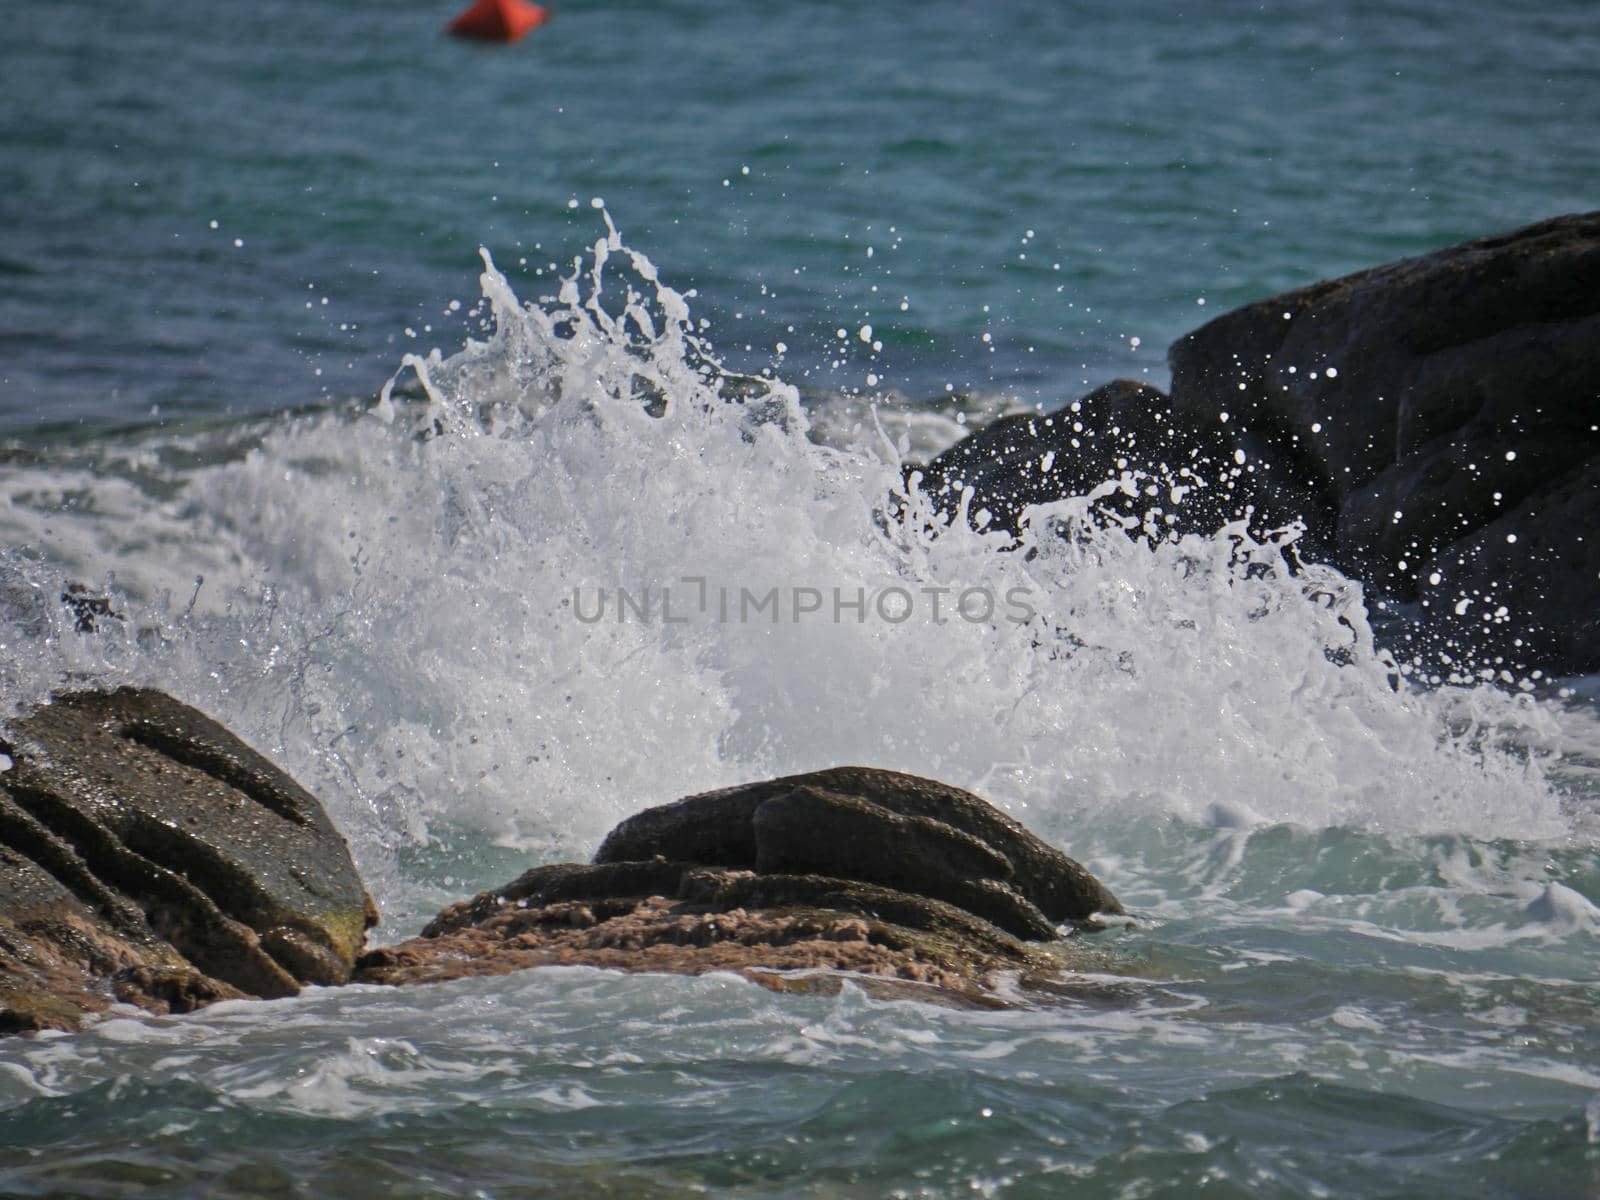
2,1,1599,1196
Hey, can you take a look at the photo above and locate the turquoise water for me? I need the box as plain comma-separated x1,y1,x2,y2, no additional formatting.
2,2,1599,1197
0,823,1596,1198
4,0,1597,429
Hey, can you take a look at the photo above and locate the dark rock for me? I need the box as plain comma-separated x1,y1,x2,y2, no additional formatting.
753,785,1013,887
751,785,1056,940
595,780,772,868
596,765,1122,922
368,769,1126,1005
914,213,1600,673
60,583,124,635
0,687,374,1034
914,380,1180,535
1415,457,1600,670
911,379,1325,548
1168,211,1600,672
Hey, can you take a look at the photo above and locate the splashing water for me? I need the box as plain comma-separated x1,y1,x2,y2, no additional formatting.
3,215,1598,1200
0,213,1584,924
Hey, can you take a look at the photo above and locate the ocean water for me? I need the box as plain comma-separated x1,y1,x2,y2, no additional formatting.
3,1,1599,1197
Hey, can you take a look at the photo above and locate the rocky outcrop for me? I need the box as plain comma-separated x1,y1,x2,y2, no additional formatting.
1168,210,1600,670
917,213,1600,673
0,688,375,1034
357,769,1123,1004
0,696,1122,1028
595,766,1121,922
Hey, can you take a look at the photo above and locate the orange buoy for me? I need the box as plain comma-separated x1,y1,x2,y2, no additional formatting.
446,0,551,42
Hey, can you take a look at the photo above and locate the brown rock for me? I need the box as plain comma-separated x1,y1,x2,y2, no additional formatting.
374,771,1127,1006
354,869,1104,1005
751,786,1057,940
596,766,1121,922
0,687,374,1034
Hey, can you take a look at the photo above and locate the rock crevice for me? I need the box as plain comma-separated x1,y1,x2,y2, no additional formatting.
0,688,374,1034
359,768,1123,1003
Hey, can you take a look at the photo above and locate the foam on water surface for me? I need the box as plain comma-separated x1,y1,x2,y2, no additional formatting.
4,0,1599,1182
0,952,1593,1200
4,217,1585,885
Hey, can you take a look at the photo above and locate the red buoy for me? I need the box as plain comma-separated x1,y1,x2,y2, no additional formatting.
446,0,551,42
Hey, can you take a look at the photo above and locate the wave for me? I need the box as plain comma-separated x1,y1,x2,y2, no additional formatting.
0,211,1586,919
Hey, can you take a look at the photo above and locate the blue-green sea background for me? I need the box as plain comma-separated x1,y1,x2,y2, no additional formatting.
5,0,1596,432
2,3,1599,1198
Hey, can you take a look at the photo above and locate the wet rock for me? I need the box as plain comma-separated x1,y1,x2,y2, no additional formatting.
355,867,1102,1004
911,379,1325,550
365,770,1123,1003
420,859,696,938
597,765,1122,922
1168,210,1600,672
59,583,124,635
751,785,1056,940
0,687,374,1034
674,867,1049,958
914,213,1599,673
1414,457,1600,671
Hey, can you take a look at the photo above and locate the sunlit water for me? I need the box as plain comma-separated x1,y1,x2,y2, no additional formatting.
6,0,1598,432
0,225,1596,1197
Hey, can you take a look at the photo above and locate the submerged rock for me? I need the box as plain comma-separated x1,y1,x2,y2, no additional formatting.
0,687,375,1034
360,769,1123,1003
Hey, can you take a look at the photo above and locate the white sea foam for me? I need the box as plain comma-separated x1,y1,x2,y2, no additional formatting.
1518,881,1600,933
0,214,1588,922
